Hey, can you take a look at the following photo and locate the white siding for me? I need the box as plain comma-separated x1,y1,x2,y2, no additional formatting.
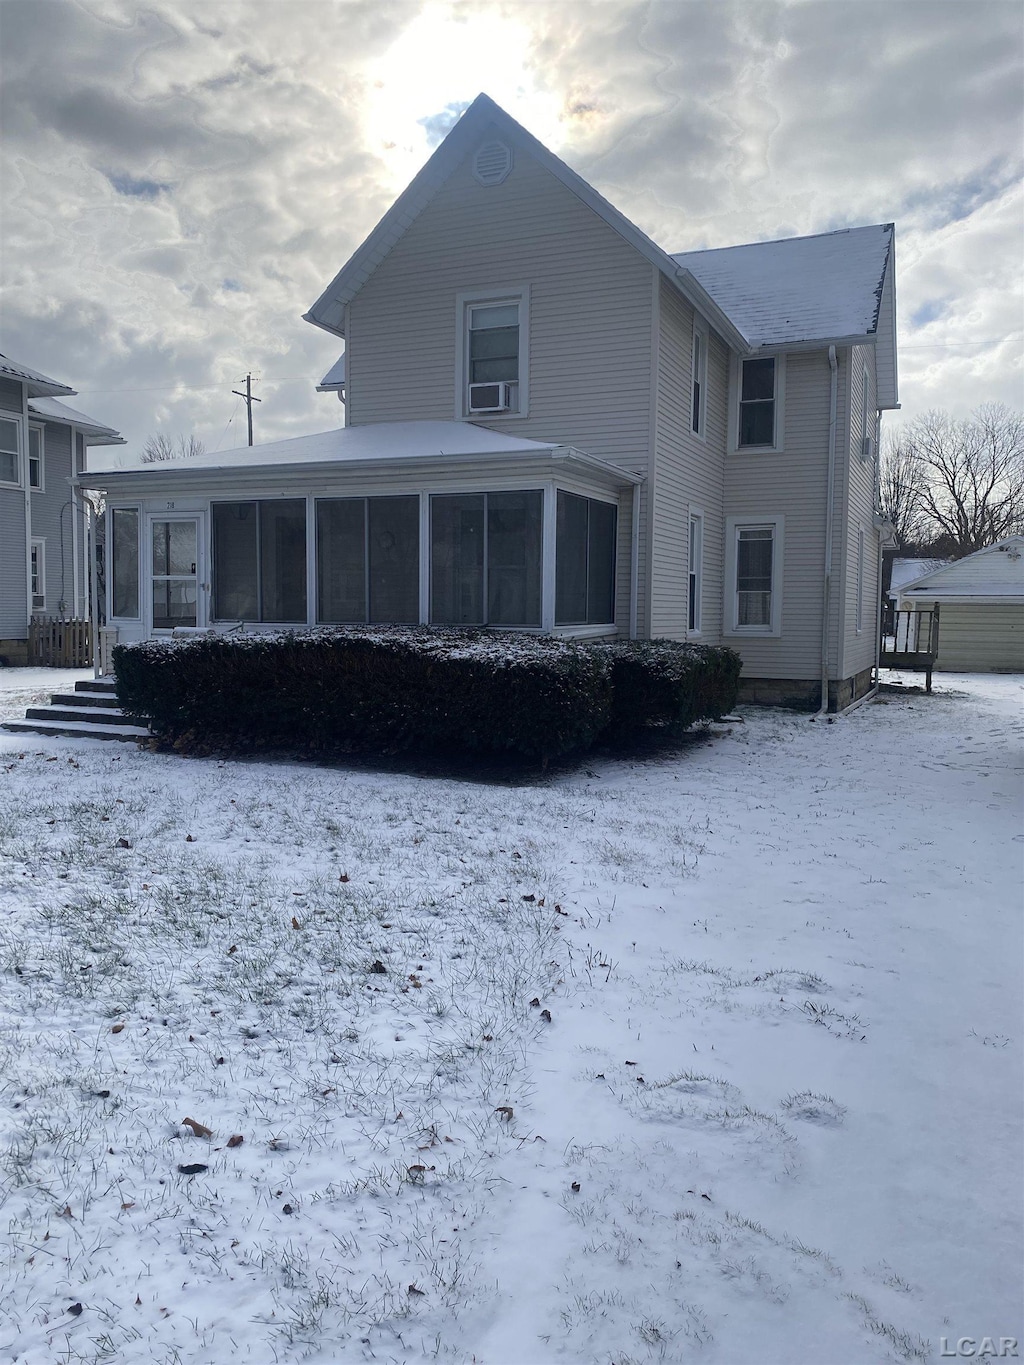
345,142,654,632
29,421,75,617
839,345,881,680
723,349,833,680
651,277,726,641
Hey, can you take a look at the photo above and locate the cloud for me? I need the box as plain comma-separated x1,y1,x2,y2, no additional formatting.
0,0,1020,460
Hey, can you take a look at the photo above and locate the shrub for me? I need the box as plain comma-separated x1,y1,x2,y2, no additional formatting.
113,628,613,762
594,638,742,740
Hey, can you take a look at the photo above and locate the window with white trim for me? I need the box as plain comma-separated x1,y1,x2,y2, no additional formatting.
726,516,783,635
28,425,44,490
110,507,140,619
555,492,617,627
688,511,703,632
0,416,19,485
431,490,543,626
212,500,307,622
738,357,777,447
457,288,529,418
30,539,45,611
317,495,419,624
691,322,708,437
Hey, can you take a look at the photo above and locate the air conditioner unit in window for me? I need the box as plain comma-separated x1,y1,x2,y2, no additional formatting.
469,381,513,413
860,434,876,461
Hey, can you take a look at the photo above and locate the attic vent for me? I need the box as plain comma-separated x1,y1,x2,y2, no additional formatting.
472,141,512,187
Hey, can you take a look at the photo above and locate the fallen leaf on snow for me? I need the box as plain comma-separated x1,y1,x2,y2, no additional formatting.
181,1117,213,1138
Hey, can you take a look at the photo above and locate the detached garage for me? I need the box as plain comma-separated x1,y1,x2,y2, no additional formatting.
899,537,1024,673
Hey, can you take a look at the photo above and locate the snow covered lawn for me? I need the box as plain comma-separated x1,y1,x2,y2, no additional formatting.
0,670,1021,1364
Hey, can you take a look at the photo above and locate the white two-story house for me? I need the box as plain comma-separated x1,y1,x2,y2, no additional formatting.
81,94,898,710
0,355,124,665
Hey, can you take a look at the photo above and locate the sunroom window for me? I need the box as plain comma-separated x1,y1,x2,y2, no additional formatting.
212,500,306,622
430,491,542,626
317,496,419,624
110,508,140,618
555,492,616,626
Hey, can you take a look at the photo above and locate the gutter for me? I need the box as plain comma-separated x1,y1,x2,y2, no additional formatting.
817,345,839,714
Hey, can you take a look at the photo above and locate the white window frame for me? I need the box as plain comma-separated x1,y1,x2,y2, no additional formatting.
454,285,530,421
724,514,784,637
30,538,45,611
728,353,786,454
688,508,704,634
0,414,21,488
691,319,708,440
28,424,44,491
108,504,143,622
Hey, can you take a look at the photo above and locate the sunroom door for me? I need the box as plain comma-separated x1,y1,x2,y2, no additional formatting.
149,516,205,631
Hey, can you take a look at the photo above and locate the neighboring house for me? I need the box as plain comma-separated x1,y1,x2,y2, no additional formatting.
888,557,950,606
898,537,1024,672
0,355,124,665
79,94,898,709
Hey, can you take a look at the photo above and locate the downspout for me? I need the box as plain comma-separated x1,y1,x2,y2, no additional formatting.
872,406,884,691
89,499,101,679
629,484,641,639
818,345,839,713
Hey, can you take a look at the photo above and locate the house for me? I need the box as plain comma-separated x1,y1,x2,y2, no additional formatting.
898,537,1024,672
888,556,951,606
79,93,898,710
0,354,124,665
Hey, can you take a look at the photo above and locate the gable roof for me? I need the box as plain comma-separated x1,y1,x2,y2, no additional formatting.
900,537,1024,599
0,353,76,399
889,557,951,597
27,396,125,445
316,353,346,392
303,94,748,354
672,224,893,350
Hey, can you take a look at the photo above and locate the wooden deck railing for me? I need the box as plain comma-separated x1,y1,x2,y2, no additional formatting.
880,604,940,691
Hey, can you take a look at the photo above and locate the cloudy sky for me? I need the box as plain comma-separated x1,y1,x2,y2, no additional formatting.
2,0,1021,458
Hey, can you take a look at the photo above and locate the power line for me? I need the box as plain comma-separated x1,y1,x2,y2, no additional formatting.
73,374,313,396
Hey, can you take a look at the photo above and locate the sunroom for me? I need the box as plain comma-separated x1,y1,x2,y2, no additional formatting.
80,421,642,648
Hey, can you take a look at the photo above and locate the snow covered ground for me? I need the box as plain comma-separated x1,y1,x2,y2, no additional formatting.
0,668,1020,1365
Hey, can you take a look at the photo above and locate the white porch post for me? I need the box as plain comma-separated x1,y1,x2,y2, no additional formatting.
89,500,101,678
541,482,557,633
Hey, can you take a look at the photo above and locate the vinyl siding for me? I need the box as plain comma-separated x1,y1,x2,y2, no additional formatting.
345,137,653,629
724,349,835,680
0,378,23,412
0,486,27,637
651,277,726,640
29,421,75,616
839,345,881,679
909,601,1024,672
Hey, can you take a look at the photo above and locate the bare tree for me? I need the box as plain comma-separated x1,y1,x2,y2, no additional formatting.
141,433,206,463
886,405,1024,558
879,428,927,551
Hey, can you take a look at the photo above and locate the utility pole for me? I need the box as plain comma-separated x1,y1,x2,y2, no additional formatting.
231,373,261,446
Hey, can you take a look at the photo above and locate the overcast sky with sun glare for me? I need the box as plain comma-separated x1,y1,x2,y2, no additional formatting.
1,0,1021,458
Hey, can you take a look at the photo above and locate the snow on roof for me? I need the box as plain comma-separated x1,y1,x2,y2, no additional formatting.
889,557,951,597
672,224,893,348
900,537,1024,598
0,353,76,399
88,419,568,475
27,396,125,444
316,354,346,391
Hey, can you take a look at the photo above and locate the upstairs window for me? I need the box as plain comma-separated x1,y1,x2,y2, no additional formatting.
28,426,43,490
0,417,19,485
457,288,529,418
738,357,777,447
691,323,707,437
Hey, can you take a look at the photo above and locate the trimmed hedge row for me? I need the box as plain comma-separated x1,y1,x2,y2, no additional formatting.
112,628,741,762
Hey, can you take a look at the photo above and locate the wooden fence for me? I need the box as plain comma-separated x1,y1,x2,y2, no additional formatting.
29,616,92,668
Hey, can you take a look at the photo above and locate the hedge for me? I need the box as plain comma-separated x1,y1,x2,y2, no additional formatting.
595,638,742,740
113,628,613,761
112,628,741,763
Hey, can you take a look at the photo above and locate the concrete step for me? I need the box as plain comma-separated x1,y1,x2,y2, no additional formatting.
2,718,150,742
75,678,118,695
49,690,120,709
26,705,129,725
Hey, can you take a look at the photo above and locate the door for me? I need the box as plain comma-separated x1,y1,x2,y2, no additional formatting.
150,516,203,630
